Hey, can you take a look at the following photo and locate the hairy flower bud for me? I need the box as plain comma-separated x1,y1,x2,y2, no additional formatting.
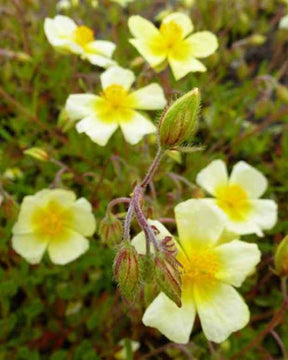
24,147,49,162
275,235,288,277
154,252,182,307
159,88,200,150
114,241,142,300
140,254,155,283
160,236,178,257
99,213,123,246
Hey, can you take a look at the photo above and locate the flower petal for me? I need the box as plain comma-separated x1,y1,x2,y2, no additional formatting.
225,217,263,237
128,15,160,40
100,66,135,90
119,112,156,145
64,198,96,237
143,292,196,344
84,54,116,68
250,199,278,230
229,161,268,198
169,56,206,80
194,282,250,343
65,94,98,121
85,40,115,58
128,83,166,110
131,220,174,255
186,31,218,58
47,229,89,265
162,12,193,37
12,233,49,264
76,116,118,146
196,159,229,195
129,39,166,68
214,240,261,287
175,199,225,252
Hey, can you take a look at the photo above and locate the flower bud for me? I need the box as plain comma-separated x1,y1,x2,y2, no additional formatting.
154,253,182,307
276,84,288,104
114,241,142,301
140,254,155,284
99,213,123,246
24,147,49,162
160,236,178,257
159,88,200,150
275,235,288,277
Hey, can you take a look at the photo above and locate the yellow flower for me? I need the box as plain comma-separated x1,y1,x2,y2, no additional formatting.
65,66,167,146
196,160,278,236
128,12,218,80
111,0,134,6
12,189,96,265
132,202,261,344
44,15,116,67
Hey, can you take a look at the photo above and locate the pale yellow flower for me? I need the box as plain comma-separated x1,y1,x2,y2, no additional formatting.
132,202,261,344
12,189,96,265
128,12,218,80
44,15,116,67
196,160,278,236
111,0,134,6
65,66,166,146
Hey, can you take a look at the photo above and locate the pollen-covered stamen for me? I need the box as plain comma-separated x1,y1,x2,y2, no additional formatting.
72,25,94,47
100,84,130,109
160,21,184,49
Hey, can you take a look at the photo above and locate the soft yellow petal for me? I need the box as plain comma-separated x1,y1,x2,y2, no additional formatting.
64,198,96,237
84,40,115,58
131,219,174,255
214,240,261,287
84,54,116,67
225,216,263,237
196,159,228,195
12,233,49,264
186,31,218,58
47,229,89,265
128,15,160,40
175,199,225,251
35,189,76,205
162,12,193,37
168,55,206,80
250,199,278,230
194,282,249,343
100,66,135,90
65,94,98,121
143,292,196,344
119,112,156,145
129,39,166,68
76,115,118,146
229,161,268,198
128,83,166,110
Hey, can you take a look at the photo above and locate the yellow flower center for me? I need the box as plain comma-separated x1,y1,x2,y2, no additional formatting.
100,84,129,109
72,25,94,47
32,200,70,237
215,184,251,221
160,21,184,49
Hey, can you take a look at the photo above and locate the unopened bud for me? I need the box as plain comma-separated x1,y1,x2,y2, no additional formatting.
140,254,155,283
154,253,182,307
114,241,142,300
159,88,200,150
24,147,49,162
160,236,178,257
99,213,123,246
248,34,266,46
275,235,288,277
276,84,288,103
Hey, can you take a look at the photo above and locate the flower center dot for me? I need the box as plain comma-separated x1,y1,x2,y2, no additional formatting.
100,84,129,109
160,21,183,49
72,25,94,47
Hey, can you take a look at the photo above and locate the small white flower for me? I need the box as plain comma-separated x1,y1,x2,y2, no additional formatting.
132,202,261,344
44,15,116,67
65,66,167,146
279,14,288,29
12,189,96,265
196,160,278,236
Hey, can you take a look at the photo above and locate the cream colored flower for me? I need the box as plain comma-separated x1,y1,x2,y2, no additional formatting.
132,202,261,344
114,339,140,359
196,160,278,236
128,12,218,80
44,15,116,67
65,66,166,146
111,0,134,6
12,189,96,265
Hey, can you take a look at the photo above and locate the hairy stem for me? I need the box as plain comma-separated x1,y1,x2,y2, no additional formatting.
141,148,165,188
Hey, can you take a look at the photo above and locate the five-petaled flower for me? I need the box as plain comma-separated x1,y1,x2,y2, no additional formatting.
44,15,116,67
128,12,218,80
132,202,261,344
12,189,96,265
65,66,167,146
196,160,278,236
